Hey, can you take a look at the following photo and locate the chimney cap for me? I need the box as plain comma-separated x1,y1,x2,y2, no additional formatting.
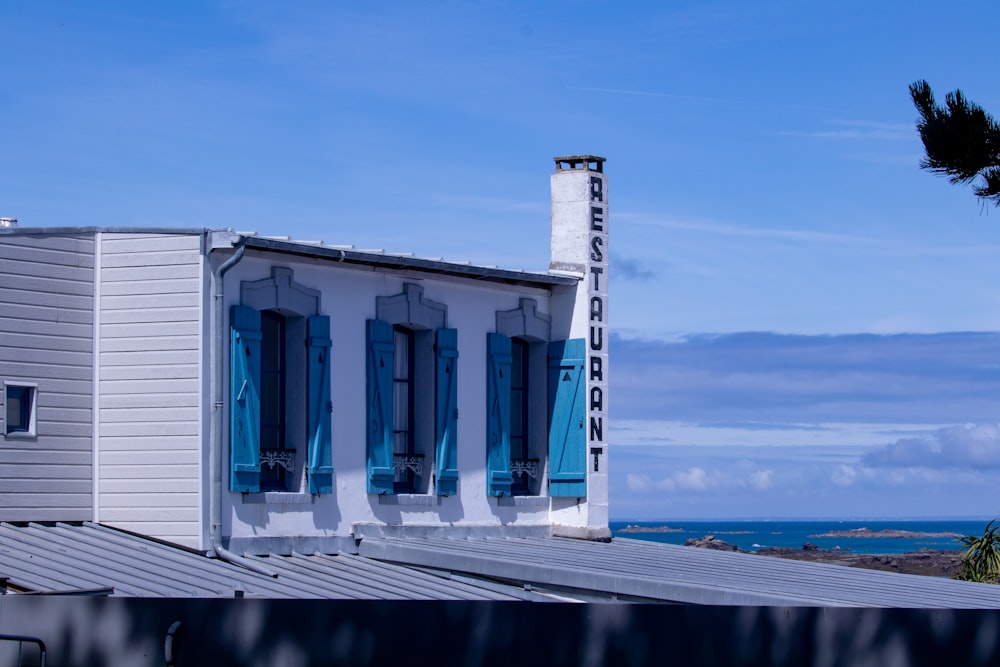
553,155,605,173
0,217,17,228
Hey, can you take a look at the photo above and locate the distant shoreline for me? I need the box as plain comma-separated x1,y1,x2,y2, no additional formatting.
618,525,685,533
809,528,962,539
617,525,964,539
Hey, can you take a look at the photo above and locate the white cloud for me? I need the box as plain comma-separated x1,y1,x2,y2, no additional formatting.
831,464,857,487
863,424,1000,469
626,474,652,493
749,469,773,490
611,419,938,449
611,443,1000,519
658,467,714,492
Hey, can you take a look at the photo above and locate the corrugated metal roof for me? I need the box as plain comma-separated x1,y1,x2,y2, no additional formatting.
7,523,999,607
358,535,1000,608
0,226,578,288
0,523,528,601
237,235,578,288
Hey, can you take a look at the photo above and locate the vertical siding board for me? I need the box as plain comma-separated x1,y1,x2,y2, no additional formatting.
0,233,95,520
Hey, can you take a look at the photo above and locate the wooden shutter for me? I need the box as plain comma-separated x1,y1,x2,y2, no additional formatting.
366,319,395,494
547,338,586,497
434,328,459,496
230,304,262,493
307,315,334,494
486,332,513,496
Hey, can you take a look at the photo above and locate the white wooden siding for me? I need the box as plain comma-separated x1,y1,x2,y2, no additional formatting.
97,233,202,549
0,233,94,520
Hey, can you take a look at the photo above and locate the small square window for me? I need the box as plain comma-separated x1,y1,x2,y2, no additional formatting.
4,383,37,438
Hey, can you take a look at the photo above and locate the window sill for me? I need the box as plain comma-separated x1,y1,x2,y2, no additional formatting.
377,494,441,506
496,496,550,507
3,432,37,441
242,492,315,505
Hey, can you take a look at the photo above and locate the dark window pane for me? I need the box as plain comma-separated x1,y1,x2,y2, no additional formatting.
5,386,31,434
511,341,524,387
392,326,414,455
260,311,286,490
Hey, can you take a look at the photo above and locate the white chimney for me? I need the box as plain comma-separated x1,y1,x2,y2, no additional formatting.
549,155,609,540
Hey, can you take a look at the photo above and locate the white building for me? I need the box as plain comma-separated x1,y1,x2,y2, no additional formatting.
3,156,1000,667
0,155,610,560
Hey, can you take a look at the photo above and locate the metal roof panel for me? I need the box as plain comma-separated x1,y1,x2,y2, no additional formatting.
357,535,1000,608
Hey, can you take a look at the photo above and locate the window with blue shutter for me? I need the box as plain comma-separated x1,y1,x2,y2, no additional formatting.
366,319,395,494
547,338,586,497
435,328,459,496
307,315,334,494
230,304,262,493
486,333,513,496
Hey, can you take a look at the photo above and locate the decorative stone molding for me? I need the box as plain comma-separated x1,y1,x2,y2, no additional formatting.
241,266,320,316
496,298,550,342
376,283,447,330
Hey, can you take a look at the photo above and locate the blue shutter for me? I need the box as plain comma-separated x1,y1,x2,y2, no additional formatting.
486,333,513,496
307,315,334,494
366,319,395,494
230,304,262,493
547,338,586,497
434,328,459,496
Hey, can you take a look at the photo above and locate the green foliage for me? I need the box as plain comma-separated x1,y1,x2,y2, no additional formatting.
955,520,1000,584
909,80,1000,206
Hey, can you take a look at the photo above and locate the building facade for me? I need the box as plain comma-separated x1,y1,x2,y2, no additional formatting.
0,156,610,554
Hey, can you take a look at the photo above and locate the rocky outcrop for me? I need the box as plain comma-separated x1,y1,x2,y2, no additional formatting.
684,535,744,552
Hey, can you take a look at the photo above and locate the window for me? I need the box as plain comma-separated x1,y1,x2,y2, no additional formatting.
490,298,551,497
367,283,457,496
229,267,333,495
4,383,37,437
486,333,544,496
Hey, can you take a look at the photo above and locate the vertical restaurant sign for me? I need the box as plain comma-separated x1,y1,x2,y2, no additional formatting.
588,172,608,454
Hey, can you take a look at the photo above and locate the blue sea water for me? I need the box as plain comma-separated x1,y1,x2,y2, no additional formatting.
610,520,992,554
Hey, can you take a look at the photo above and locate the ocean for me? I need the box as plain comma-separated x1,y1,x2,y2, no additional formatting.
610,519,992,554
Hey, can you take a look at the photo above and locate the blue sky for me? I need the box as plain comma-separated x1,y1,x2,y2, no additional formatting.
5,1,1000,518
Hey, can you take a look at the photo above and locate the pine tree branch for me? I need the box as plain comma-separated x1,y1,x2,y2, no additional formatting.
910,80,1000,206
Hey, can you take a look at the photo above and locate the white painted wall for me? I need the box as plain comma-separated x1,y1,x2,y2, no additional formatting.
222,253,563,541
97,233,203,548
0,233,94,520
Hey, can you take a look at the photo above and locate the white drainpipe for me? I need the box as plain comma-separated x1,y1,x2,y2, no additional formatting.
210,241,277,577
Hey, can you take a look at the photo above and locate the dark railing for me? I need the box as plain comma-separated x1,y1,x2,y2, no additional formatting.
510,458,540,496
0,633,46,667
392,453,425,493
510,458,539,479
259,448,296,473
393,453,424,476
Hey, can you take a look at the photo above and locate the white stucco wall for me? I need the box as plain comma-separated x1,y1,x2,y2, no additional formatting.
221,253,565,542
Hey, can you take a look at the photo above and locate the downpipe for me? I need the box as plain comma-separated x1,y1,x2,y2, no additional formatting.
209,241,278,578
